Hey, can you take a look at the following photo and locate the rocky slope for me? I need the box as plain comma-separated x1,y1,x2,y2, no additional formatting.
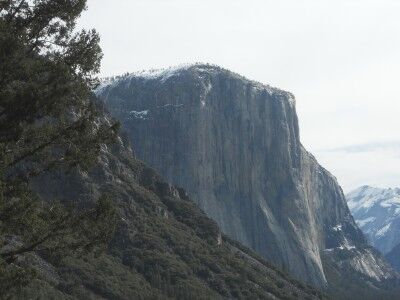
386,243,400,272
96,64,399,294
20,124,324,299
346,186,400,254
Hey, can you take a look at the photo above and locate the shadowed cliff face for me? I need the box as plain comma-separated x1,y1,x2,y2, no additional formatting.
97,64,397,289
386,244,400,272
28,133,325,299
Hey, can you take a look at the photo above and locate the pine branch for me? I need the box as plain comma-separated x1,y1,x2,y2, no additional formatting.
7,116,89,168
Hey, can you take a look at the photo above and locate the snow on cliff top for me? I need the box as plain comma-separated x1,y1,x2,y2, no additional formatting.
96,63,295,103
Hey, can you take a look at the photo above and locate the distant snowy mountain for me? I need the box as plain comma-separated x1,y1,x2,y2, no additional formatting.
97,64,400,295
346,186,400,254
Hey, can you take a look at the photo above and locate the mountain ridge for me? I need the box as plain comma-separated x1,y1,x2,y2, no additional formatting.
97,63,295,102
96,63,399,295
23,122,325,299
346,185,400,255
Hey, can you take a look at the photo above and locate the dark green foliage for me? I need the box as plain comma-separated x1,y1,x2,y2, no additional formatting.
108,161,326,299
0,0,118,296
0,0,118,178
3,137,326,299
21,144,324,299
1,194,116,259
0,262,35,296
0,2,329,299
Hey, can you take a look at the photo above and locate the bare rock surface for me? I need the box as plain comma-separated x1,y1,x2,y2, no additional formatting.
97,64,398,290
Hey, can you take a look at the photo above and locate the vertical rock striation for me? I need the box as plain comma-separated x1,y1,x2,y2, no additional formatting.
97,64,397,289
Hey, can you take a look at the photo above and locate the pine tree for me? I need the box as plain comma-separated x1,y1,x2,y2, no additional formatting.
0,0,118,294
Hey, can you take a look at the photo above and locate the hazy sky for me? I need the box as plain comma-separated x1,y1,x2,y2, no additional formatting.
79,0,400,192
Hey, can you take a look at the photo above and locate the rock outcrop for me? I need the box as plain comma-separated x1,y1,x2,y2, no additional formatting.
26,124,323,299
97,64,398,291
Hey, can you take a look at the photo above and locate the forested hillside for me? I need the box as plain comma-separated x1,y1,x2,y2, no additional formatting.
0,1,323,299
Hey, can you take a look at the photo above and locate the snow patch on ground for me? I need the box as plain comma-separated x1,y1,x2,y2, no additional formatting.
376,223,391,237
96,63,295,107
356,217,376,228
332,224,342,231
324,233,356,251
129,110,149,120
340,236,356,250
159,103,183,108
200,81,212,107
287,94,296,107
380,196,400,209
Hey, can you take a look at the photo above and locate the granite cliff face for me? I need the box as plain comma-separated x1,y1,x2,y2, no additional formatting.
97,64,398,291
26,123,324,299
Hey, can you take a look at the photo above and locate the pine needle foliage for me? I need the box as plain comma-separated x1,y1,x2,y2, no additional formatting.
0,1,118,295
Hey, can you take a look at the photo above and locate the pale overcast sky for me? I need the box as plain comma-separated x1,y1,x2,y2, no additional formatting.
79,0,400,192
